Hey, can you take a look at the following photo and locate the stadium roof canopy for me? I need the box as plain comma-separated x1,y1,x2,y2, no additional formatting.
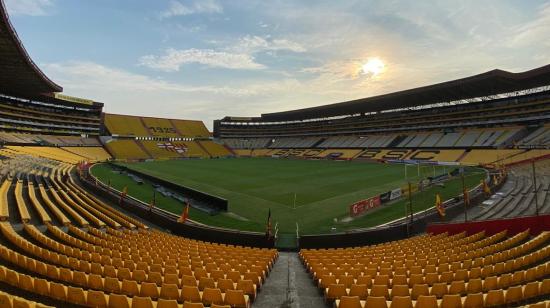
256,64,550,122
0,0,62,97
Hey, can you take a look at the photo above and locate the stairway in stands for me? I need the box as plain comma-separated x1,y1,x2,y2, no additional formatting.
254,252,328,308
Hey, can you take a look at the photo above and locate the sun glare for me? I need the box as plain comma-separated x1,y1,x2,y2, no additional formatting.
361,58,385,77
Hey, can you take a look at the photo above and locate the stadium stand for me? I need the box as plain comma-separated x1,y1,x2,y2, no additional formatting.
103,114,151,137
300,230,550,308
104,114,210,139
104,139,151,160
0,148,278,307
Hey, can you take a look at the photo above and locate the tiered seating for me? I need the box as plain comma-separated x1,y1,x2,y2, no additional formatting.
172,120,210,138
300,230,550,308
104,114,211,139
6,146,88,164
142,118,179,137
61,146,112,161
459,150,523,166
104,140,151,160
0,153,278,308
139,141,184,159
199,141,231,158
104,114,151,136
172,142,210,158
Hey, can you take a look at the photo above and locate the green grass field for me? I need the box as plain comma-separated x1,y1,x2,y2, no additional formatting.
91,158,485,234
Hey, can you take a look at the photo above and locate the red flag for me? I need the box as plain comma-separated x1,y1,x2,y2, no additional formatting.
178,202,190,223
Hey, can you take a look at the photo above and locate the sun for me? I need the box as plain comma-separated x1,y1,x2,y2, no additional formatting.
361,58,385,77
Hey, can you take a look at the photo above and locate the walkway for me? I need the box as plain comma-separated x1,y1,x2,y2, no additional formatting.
253,252,328,308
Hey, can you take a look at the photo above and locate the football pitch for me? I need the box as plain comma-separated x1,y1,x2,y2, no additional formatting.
91,158,485,234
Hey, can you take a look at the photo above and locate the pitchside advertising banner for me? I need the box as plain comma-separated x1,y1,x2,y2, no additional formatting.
350,195,381,217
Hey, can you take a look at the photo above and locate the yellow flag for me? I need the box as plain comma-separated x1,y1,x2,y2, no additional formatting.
435,193,445,217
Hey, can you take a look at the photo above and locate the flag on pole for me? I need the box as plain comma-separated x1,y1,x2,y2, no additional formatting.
148,191,156,212
482,179,491,197
178,202,190,223
119,186,128,204
266,208,272,238
435,193,445,217
463,188,470,206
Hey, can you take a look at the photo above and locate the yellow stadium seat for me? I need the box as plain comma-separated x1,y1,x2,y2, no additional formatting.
466,279,482,294
337,296,362,308
440,294,462,308
181,286,202,303
87,290,108,308
157,299,179,308
390,285,410,298
449,281,466,295
356,275,372,287
183,302,205,308
390,295,413,308
67,286,87,306
140,282,160,299
224,289,249,308
49,282,67,301
462,292,484,308
523,281,540,299
483,276,498,292
540,278,550,295
148,272,163,286
326,284,347,301
104,277,121,293
505,285,523,304
181,275,198,287
131,296,155,308
199,277,216,291
217,278,235,292
0,293,11,308
160,283,180,300
371,285,390,299
33,278,49,296
202,288,224,306
348,284,368,300
411,284,429,300
484,289,505,307
430,282,448,298
88,274,104,290
414,295,437,308
236,279,256,299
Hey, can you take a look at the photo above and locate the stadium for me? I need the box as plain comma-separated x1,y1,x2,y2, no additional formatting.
0,0,549,307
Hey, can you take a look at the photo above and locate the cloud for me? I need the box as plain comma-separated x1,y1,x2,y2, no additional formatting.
139,48,265,71
140,35,305,71
160,0,222,19
230,35,306,54
41,61,305,127
4,0,53,16
507,3,550,48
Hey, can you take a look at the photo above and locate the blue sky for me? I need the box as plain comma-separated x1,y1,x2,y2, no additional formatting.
5,0,550,129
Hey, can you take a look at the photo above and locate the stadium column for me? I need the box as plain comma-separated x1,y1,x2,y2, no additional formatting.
532,160,539,216
407,182,413,236
461,173,467,222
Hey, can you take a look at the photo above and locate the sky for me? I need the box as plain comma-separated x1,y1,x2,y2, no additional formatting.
4,0,550,130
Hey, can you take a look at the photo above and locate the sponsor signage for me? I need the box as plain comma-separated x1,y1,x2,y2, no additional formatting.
350,195,381,217
390,188,402,200
54,93,94,105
